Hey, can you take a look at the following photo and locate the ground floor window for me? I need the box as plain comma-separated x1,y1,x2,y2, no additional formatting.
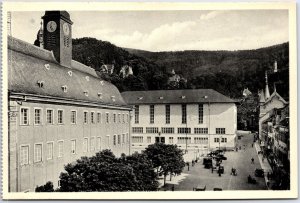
194,137,208,144
214,138,220,143
147,136,151,143
169,137,174,144
221,137,227,143
177,137,191,144
34,144,42,162
132,136,143,143
20,145,29,165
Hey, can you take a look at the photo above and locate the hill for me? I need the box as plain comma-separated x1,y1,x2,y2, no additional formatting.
72,37,289,100
125,43,289,99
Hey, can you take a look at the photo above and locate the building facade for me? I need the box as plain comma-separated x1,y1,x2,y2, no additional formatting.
122,89,237,155
8,11,131,192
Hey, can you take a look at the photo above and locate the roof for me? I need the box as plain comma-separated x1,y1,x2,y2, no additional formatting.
8,36,128,107
121,89,236,105
263,90,288,106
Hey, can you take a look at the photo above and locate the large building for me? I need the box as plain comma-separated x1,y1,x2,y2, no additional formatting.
8,11,131,192
122,89,237,155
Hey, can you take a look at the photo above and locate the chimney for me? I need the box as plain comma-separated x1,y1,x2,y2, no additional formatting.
42,11,73,68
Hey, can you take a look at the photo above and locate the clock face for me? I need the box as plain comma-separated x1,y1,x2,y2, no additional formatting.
63,23,70,36
46,21,57,33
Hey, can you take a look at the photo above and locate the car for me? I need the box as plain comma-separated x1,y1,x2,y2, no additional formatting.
203,157,213,165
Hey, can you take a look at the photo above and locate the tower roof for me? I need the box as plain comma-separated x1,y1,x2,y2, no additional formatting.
259,89,266,103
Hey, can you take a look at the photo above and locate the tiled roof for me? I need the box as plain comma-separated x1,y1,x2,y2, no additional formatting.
8,36,127,107
121,89,236,105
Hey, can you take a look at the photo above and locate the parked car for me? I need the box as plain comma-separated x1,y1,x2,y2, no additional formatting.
203,157,212,165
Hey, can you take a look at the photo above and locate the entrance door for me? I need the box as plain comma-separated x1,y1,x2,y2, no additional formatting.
155,137,165,143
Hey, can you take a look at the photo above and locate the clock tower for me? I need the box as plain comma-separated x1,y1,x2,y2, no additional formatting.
42,11,73,68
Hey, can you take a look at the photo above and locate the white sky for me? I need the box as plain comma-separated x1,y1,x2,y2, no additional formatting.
11,10,288,51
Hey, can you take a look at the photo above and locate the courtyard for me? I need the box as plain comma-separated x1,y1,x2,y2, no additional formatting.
160,133,267,191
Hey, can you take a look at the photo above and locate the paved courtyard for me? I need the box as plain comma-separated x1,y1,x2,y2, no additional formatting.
161,133,267,191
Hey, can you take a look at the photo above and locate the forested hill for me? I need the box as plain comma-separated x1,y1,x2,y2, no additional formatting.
72,37,289,99
125,43,289,99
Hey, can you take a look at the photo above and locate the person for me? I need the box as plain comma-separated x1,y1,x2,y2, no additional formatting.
251,157,254,164
186,162,190,171
211,166,214,173
192,160,195,167
252,143,254,147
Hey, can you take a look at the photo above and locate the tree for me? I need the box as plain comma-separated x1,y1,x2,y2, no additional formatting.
120,152,159,191
35,181,54,192
58,149,159,192
144,143,185,186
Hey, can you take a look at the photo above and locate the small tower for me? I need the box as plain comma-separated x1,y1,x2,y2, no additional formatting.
42,11,73,68
38,21,44,48
265,71,270,99
274,61,278,73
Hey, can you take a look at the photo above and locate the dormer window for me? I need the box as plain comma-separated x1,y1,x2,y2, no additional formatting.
84,91,89,97
138,97,143,100
37,80,44,88
97,93,103,99
159,96,164,100
85,76,89,81
68,71,72,76
61,85,68,92
44,64,50,70
111,96,116,102
181,96,186,99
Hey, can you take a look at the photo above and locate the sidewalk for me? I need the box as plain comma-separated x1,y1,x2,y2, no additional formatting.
254,142,274,190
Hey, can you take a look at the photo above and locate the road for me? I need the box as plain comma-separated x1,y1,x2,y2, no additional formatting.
161,133,267,191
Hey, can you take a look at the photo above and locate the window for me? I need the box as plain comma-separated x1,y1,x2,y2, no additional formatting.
113,113,116,123
122,114,125,123
57,110,63,124
97,112,101,123
165,105,171,124
106,113,109,124
91,112,95,124
20,108,29,125
161,127,174,134
34,144,42,162
221,137,227,143
147,136,151,143
83,138,88,152
71,111,76,124
20,145,29,165
96,137,101,151
134,105,139,124
34,108,42,125
58,141,63,157
132,127,143,133
177,137,191,144
169,137,174,144
146,127,159,134
126,114,129,123
47,142,53,160
118,113,121,123
122,134,125,144
194,137,208,144
182,104,187,124
214,138,220,143
90,137,95,151
132,136,143,143
71,140,76,154
150,105,155,124
126,133,129,143
118,134,121,144
198,104,203,124
194,128,208,134
46,109,53,124
216,128,226,134
113,135,117,146
84,112,88,124
178,128,191,134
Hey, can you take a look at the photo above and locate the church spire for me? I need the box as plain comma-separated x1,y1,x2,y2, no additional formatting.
265,71,270,99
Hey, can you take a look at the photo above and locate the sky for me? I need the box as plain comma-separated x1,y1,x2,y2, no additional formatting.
10,10,288,51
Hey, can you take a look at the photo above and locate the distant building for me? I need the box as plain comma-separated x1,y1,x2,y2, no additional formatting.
119,65,133,78
122,89,237,155
99,64,114,74
8,11,131,192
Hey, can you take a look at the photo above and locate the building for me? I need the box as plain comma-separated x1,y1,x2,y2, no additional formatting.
8,11,131,192
119,65,133,78
122,89,237,155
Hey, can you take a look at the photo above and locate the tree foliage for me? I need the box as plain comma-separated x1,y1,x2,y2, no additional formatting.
144,143,185,185
58,149,158,192
35,181,54,192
